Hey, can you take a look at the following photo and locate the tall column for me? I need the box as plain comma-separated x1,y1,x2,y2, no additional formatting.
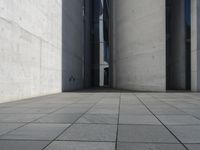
112,0,166,91
167,0,187,90
191,0,200,91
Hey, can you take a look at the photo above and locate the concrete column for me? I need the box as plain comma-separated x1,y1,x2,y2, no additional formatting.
191,0,200,91
191,0,198,91
168,0,187,90
112,0,166,91
84,0,92,88
62,0,85,91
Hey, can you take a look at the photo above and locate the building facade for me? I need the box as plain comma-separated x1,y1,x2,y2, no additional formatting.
0,0,200,103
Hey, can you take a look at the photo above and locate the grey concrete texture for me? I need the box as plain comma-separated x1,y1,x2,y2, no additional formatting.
45,141,115,150
191,0,200,92
0,0,86,103
0,0,62,103
0,91,199,149
186,144,200,150
117,143,186,150
62,0,85,91
112,0,166,91
0,141,50,150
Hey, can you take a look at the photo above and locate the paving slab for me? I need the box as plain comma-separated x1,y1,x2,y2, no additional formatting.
45,141,115,150
0,114,45,123
157,115,200,125
76,114,118,124
0,123,24,136
117,143,187,150
35,113,82,124
120,105,151,115
119,115,161,125
0,107,58,114
168,125,200,143
54,107,88,114
118,125,178,143
88,108,118,115
0,140,50,150
57,124,117,142
149,107,186,115
0,123,70,140
186,144,200,150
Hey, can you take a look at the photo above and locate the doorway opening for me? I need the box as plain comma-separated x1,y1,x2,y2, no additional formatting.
90,0,111,88
166,0,191,91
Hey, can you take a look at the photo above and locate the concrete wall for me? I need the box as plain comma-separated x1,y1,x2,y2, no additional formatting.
0,0,62,103
62,0,85,91
191,0,200,91
0,0,85,103
112,0,166,91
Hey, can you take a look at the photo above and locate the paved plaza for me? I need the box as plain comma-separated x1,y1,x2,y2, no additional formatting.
0,90,200,150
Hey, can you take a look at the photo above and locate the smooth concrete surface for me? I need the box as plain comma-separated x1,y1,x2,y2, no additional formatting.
191,0,200,92
191,0,200,91
0,90,199,149
0,0,62,103
0,0,86,103
112,0,166,91
191,0,198,91
62,0,85,91
83,0,92,88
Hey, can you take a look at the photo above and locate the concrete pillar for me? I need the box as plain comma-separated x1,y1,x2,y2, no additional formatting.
168,0,187,90
84,0,92,88
62,0,85,91
191,0,200,91
112,0,166,91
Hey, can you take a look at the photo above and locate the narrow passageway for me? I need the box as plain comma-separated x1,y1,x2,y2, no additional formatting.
0,90,199,149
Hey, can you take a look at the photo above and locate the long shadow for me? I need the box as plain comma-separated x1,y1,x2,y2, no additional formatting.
61,0,92,92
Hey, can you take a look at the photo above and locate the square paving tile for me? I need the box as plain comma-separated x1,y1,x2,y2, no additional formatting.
120,105,151,115
118,125,178,143
0,123,70,140
168,125,200,143
165,102,200,109
0,123,24,136
76,114,118,124
0,107,58,114
88,108,118,115
119,115,161,125
35,113,82,124
120,99,142,105
57,124,117,142
94,104,119,109
54,107,88,114
186,144,200,150
149,107,186,115
0,114,45,123
117,143,187,150
45,141,115,150
181,108,200,116
157,115,200,125
0,140,50,150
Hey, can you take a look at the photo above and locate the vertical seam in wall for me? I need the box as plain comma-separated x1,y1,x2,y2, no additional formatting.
40,39,42,94
197,1,200,91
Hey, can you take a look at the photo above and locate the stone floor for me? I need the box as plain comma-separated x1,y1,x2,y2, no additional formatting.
0,90,200,150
